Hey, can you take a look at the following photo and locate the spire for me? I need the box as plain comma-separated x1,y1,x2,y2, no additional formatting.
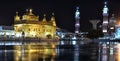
103,1,108,13
29,9,33,15
16,11,18,16
75,6,80,19
14,11,20,21
42,14,47,22
50,13,56,26
26,9,28,14
51,13,55,21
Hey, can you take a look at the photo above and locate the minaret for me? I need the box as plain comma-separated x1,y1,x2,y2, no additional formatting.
102,1,109,36
75,7,80,33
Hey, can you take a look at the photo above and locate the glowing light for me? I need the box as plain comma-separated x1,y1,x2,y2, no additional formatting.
75,7,80,18
76,23,80,26
103,21,108,23
103,30,107,33
103,7,108,13
61,41,64,45
75,31,79,33
110,27,114,29
72,41,76,45
16,33,22,37
61,34,64,38
72,36,76,40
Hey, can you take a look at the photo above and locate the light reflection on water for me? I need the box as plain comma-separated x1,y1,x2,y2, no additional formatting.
14,44,56,61
1,41,120,61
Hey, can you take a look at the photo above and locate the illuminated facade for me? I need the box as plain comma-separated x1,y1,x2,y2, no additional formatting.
0,26,14,38
14,9,57,39
109,14,117,34
102,2,109,36
14,44,56,61
75,7,80,33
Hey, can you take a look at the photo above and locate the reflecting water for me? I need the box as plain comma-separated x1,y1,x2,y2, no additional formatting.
1,41,120,61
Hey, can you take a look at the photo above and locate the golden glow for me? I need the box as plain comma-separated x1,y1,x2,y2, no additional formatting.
14,12,20,21
14,9,58,39
50,13,56,26
118,21,120,26
42,14,47,22
14,44,56,61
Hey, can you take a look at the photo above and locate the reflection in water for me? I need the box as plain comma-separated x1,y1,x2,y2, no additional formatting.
2,40,120,61
101,43,108,61
14,43,56,61
116,44,120,61
74,45,79,61
98,42,117,61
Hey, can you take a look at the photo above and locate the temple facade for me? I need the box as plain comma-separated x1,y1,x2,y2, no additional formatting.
14,9,57,39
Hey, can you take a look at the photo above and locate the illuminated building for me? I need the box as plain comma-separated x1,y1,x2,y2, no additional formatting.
109,14,117,34
102,1,109,36
75,7,80,33
14,9,57,39
14,44,56,61
0,26,14,38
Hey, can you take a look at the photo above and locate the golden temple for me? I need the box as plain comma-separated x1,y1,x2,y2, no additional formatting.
14,9,57,39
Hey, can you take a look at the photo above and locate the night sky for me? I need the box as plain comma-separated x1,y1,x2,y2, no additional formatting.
0,0,120,32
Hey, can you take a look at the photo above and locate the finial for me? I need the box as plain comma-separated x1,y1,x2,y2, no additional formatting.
26,9,28,12
104,1,107,5
51,13,55,21
52,13,54,16
16,11,18,15
43,14,47,22
44,14,46,17
76,6,79,10
29,9,33,13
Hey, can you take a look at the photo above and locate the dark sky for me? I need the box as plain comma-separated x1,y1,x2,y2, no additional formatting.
0,0,120,32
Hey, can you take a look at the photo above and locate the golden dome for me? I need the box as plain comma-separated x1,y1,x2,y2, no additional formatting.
22,9,39,21
14,11,20,21
42,14,47,22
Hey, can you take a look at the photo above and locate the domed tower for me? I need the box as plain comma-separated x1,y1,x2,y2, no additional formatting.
102,1,109,36
50,13,56,26
14,12,21,23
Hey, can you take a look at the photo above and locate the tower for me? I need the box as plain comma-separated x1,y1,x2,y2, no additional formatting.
102,1,109,36
75,7,80,33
